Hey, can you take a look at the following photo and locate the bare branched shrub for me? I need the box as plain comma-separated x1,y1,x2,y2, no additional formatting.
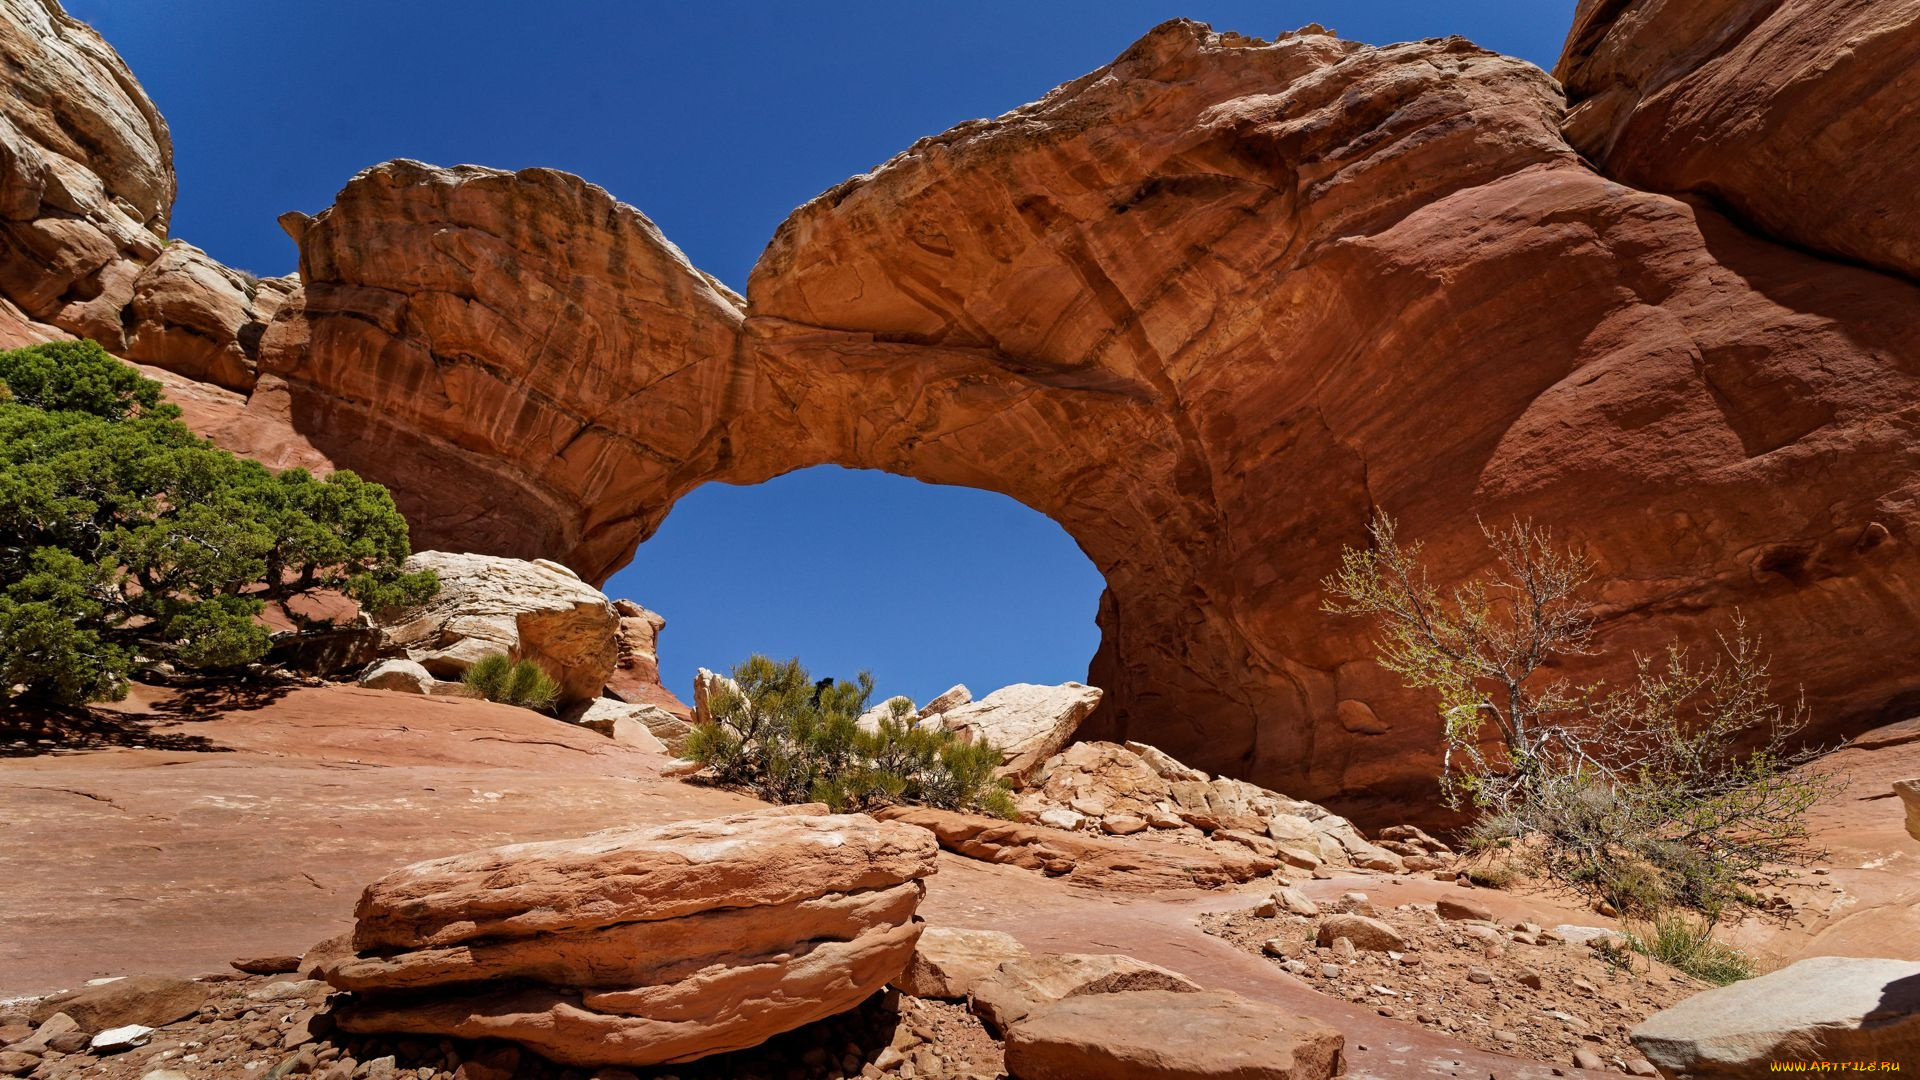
1324,513,1841,922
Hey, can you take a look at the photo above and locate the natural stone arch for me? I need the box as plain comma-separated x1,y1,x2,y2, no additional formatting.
246,21,1920,816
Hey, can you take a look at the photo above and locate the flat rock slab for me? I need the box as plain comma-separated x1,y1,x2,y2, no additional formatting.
971,953,1202,1036
27,975,207,1034
1005,988,1344,1080
1632,955,1920,1077
894,926,1030,1000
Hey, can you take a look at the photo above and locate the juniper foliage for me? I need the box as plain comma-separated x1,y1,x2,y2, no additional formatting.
687,654,1016,817
0,340,438,705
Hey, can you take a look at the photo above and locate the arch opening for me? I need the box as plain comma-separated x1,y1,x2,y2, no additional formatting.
604,466,1106,708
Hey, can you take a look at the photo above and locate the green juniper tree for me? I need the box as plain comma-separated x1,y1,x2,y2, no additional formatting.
0,339,438,706
688,654,1016,817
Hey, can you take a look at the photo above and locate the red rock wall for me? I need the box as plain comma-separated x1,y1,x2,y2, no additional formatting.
7,8,1920,816
1557,0,1920,281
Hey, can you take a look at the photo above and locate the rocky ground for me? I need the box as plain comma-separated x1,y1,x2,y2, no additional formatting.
1202,893,1695,1074
0,975,1002,1080
5,685,1919,1079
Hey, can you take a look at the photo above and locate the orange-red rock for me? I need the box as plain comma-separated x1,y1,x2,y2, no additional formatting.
9,9,1920,820
329,807,937,1066
1557,0,1920,280
875,805,1280,891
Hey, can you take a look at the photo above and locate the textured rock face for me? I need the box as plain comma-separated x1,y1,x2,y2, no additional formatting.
374,551,619,706
1630,955,1920,1078
876,805,1280,891
1898,778,1920,844
325,806,937,1066
0,1,290,390
222,19,1920,816
605,598,689,717
1003,989,1345,1080
939,683,1102,782
970,953,1203,1037
12,8,1920,813
1557,0,1920,281
893,926,1030,1000
1014,740,1406,872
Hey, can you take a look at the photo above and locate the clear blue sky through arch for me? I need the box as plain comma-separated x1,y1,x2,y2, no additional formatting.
65,1,1581,704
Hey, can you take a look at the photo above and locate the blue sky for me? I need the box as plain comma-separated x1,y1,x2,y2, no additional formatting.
69,1,1577,705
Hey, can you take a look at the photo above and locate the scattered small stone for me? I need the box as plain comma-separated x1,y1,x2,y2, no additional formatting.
90,1024,155,1054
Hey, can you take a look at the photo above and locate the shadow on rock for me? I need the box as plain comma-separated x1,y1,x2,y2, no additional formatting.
0,700,231,758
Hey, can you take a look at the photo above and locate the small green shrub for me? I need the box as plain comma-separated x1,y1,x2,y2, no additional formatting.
687,654,1016,818
1463,862,1520,890
463,653,561,714
1630,912,1756,985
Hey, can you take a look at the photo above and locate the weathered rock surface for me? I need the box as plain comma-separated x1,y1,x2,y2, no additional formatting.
1315,914,1405,953
601,598,690,719
1631,955,1920,1078
1004,989,1345,1080
1557,0,1920,281
970,953,1202,1037
374,551,618,707
939,683,1102,783
893,926,1030,1000
689,666,739,728
561,697,674,754
1896,778,1920,844
876,805,1280,892
11,8,1920,814
1014,741,1405,872
325,806,937,1066
27,975,206,1034
0,2,293,391
356,658,434,696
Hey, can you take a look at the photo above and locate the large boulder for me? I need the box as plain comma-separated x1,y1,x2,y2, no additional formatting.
1004,989,1345,1080
562,697,678,754
893,926,1030,1000
1631,955,1920,1077
939,683,1103,784
27,976,207,1035
374,551,618,707
970,953,1203,1036
356,658,434,695
323,805,937,1067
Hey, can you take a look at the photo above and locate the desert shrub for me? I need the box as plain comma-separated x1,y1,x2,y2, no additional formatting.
1324,513,1838,925
0,340,438,706
687,654,1016,817
1630,911,1756,985
462,653,561,714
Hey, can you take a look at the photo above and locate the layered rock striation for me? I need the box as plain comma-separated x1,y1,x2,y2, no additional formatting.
1558,0,1920,281
322,806,938,1067
8,5,1920,812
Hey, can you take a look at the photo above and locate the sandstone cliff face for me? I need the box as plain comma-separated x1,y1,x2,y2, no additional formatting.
0,0,289,387
9,7,1920,815
1557,0,1920,281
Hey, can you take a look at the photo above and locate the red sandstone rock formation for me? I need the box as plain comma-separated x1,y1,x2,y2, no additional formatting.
1558,0,1920,281
6,6,1920,816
